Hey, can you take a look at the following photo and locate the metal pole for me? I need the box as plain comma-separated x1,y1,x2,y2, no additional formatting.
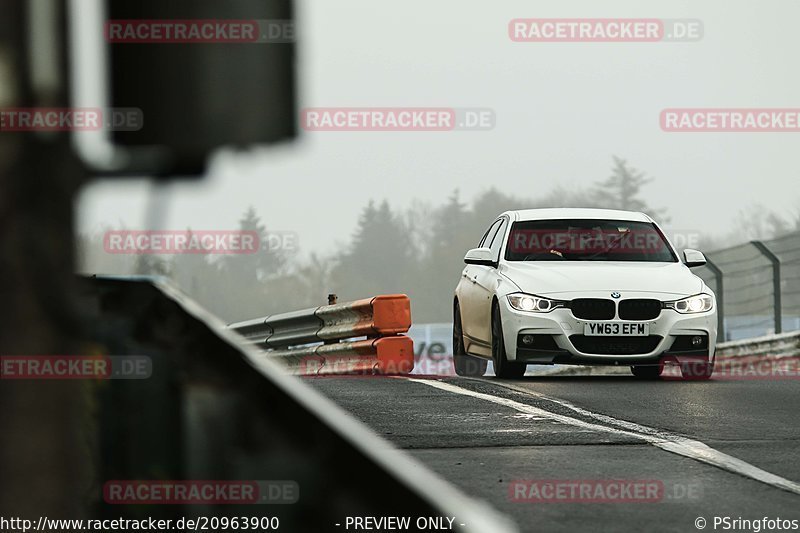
751,241,782,334
704,257,725,343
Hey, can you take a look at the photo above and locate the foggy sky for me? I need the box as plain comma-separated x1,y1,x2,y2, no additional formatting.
78,0,800,256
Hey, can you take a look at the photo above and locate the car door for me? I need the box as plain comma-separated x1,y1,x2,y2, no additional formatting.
460,219,502,354
470,217,508,345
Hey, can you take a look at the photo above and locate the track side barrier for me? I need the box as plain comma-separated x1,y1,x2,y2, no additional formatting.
715,330,800,360
711,330,800,377
229,294,414,375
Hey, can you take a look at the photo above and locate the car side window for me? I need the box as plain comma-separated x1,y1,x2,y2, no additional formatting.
479,219,502,248
489,218,508,260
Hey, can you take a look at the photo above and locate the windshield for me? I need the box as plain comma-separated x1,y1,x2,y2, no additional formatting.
504,219,677,262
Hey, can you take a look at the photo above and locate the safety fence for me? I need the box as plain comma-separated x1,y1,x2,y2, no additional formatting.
694,230,800,341
229,294,415,375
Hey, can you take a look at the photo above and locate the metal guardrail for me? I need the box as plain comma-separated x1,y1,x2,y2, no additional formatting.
695,230,800,342
229,294,415,375
715,330,800,360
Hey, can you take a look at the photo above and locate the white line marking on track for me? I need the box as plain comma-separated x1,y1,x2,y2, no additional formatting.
408,378,800,496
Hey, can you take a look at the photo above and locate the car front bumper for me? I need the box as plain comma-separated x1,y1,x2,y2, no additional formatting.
499,293,717,365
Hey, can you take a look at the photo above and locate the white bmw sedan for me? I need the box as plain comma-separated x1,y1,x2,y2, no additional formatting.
453,208,717,380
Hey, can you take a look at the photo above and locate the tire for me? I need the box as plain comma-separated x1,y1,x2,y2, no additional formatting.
453,301,487,377
491,303,526,379
680,361,714,381
630,363,663,379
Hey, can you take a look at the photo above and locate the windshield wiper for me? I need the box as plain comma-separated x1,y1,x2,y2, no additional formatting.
576,231,630,261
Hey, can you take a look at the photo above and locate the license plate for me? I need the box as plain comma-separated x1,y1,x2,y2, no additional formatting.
584,322,649,336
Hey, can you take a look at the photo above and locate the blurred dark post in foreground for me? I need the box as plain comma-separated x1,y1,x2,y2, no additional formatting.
0,0,89,519
0,2,510,531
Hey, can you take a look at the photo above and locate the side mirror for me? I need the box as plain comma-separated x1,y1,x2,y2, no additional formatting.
464,247,497,267
683,249,707,268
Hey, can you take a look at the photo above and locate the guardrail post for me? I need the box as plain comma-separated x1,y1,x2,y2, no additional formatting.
751,241,782,334
704,257,725,343
324,293,339,344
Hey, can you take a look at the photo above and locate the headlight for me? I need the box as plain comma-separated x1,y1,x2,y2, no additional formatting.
507,293,565,313
665,294,714,314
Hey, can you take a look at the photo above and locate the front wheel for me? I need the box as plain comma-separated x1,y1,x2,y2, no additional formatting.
680,361,714,380
453,301,487,377
492,304,526,379
631,363,663,379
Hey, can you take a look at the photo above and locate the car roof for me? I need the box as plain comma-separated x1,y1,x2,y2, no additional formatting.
504,208,654,223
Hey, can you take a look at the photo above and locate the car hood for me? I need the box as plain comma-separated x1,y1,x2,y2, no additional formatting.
499,261,704,299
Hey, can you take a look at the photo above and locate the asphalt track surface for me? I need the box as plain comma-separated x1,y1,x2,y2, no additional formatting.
307,373,800,533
